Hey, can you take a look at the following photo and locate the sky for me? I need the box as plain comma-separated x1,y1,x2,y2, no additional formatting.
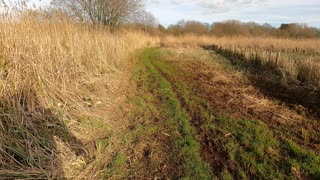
145,0,320,28
9,0,320,28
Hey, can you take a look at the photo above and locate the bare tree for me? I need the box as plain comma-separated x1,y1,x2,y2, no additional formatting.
51,0,144,30
0,0,30,18
129,10,157,32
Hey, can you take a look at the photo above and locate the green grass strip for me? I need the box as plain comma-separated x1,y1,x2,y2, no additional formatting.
136,48,211,179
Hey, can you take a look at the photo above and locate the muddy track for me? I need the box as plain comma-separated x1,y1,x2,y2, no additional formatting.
150,60,232,176
125,49,212,179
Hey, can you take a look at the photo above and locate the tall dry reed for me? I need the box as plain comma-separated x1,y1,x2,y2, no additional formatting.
0,18,158,178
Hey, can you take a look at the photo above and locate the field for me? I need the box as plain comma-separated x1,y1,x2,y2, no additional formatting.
0,21,320,179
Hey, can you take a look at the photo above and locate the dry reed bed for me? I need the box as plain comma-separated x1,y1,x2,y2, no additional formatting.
211,38,320,91
212,37,320,54
162,35,320,92
163,35,320,53
0,20,157,178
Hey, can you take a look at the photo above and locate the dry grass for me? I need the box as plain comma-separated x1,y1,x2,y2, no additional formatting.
211,36,320,54
162,35,320,53
0,18,158,178
160,35,214,47
161,35,320,92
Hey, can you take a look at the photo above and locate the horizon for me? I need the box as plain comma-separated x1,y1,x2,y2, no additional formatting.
157,19,319,29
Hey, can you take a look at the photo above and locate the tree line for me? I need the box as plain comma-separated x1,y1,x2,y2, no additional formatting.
163,20,320,38
1,0,319,38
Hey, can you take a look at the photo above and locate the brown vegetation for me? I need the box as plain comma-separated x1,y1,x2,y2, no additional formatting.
0,18,158,178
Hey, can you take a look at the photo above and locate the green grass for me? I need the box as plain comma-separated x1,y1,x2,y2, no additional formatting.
122,48,211,179
214,116,288,179
217,125,320,179
284,140,320,178
104,152,128,178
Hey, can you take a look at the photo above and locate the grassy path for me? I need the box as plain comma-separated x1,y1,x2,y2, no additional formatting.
107,47,320,179
105,48,211,179
130,48,211,178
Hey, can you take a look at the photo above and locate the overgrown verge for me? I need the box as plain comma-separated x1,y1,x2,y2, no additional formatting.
0,20,157,178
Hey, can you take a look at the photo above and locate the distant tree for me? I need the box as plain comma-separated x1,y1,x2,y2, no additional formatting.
167,24,183,36
261,23,278,36
131,10,158,32
317,29,320,38
183,20,209,35
165,19,319,39
211,20,247,36
158,24,167,33
51,0,144,30
167,20,209,35
279,23,299,37
300,25,318,38
210,20,280,37
279,23,318,38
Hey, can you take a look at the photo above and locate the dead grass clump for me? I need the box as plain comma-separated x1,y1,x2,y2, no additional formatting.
0,86,79,178
297,59,320,89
